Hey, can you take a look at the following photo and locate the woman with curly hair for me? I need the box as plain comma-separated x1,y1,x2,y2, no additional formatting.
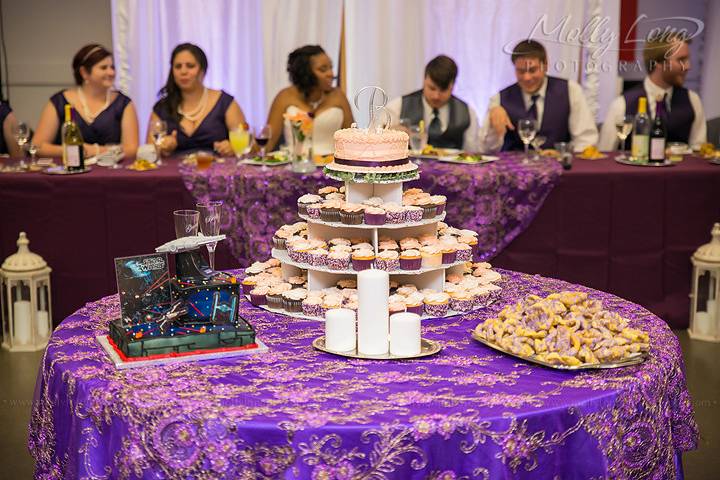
264,45,353,155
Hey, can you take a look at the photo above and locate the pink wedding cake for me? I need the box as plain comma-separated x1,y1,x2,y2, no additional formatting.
327,128,418,174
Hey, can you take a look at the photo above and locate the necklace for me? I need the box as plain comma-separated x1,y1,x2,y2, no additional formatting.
307,92,325,111
178,87,209,123
77,87,112,123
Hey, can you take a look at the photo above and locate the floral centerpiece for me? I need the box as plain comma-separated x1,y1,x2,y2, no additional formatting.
283,110,315,172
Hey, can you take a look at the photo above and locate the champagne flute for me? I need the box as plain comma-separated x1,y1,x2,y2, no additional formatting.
13,122,30,168
518,119,537,163
150,120,167,166
255,124,272,171
531,135,547,161
173,209,199,238
615,114,634,160
196,201,223,270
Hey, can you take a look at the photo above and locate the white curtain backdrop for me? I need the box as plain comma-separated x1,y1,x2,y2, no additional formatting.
112,0,620,137
345,0,620,125
111,0,341,135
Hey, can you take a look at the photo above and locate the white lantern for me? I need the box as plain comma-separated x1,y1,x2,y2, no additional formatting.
1,232,52,351
689,223,720,342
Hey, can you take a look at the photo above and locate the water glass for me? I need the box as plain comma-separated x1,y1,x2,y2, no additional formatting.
408,125,428,154
196,201,223,270
531,135,547,161
150,120,167,165
518,119,537,163
615,114,634,160
555,142,573,170
13,122,30,168
173,210,199,238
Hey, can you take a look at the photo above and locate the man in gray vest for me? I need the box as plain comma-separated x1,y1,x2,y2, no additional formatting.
387,55,479,151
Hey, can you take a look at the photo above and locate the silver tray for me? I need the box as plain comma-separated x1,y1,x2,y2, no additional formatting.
43,166,92,175
471,331,648,370
709,158,720,166
614,157,675,167
312,336,442,360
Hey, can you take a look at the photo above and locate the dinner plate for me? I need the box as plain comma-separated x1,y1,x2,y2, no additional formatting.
615,157,675,167
43,166,92,175
312,336,442,360
241,151,291,166
471,331,648,370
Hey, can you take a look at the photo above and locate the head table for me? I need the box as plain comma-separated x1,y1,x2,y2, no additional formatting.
29,269,697,479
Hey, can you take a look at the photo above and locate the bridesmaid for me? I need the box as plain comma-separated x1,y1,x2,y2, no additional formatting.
265,45,353,155
33,43,139,158
149,43,246,156
0,101,22,157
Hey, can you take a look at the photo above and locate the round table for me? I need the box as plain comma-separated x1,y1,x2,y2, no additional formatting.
29,270,697,479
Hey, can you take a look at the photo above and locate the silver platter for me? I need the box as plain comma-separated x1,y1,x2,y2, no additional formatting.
43,166,93,175
614,157,675,167
709,158,720,166
471,331,648,370
312,336,442,360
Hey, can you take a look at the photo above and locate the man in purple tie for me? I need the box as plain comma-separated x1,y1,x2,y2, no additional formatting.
479,40,598,153
387,55,479,151
599,34,706,151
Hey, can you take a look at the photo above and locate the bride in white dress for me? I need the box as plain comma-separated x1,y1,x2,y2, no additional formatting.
265,45,353,156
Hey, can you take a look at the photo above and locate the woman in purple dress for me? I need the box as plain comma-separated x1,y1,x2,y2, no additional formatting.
0,101,22,157
149,43,246,156
32,44,139,159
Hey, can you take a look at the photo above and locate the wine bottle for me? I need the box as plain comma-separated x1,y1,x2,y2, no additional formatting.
62,104,85,172
631,97,650,162
649,99,667,163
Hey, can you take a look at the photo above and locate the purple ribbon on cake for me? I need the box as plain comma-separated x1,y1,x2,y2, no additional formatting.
333,157,409,167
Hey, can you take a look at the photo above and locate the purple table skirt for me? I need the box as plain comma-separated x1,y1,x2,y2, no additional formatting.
29,270,697,479
181,154,562,266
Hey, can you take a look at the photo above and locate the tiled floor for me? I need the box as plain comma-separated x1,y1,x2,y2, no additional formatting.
1,331,718,479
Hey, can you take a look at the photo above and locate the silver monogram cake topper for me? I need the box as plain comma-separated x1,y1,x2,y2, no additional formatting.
353,86,391,133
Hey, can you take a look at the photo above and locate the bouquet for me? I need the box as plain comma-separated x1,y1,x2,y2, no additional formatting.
283,110,313,144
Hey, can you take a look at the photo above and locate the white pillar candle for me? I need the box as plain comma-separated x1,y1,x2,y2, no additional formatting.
390,312,422,356
357,269,389,355
325,308,356,352
706,300,717,335
694,312,711,336
36,311,50,338
13,300,31,345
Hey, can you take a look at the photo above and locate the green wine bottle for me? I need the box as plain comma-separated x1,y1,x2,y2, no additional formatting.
62,104,85,172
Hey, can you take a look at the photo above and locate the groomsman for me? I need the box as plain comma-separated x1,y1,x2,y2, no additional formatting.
387,55,479,151
599,34,706,151
479,40,598,152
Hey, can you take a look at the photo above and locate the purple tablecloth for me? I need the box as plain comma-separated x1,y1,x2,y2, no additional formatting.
29,270,697,479
180,154,562,266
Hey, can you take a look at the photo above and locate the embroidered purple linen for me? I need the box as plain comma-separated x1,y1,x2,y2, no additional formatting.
29,270,696,479
179,154,562,267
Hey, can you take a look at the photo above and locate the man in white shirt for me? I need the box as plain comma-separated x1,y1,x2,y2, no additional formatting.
387,55,479,151
479,40,598,153
599,35,706,151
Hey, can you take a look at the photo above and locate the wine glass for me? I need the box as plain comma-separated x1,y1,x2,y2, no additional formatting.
27,143,39,168
518,119,537,163
13,122,30,168
531,135,547,161
196,201,223,270
255,124,272,171
615,114,634,160
150,120,167,166
173,209,199,239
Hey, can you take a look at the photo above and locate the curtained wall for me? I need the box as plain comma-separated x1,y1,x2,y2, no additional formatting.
112,0,621,136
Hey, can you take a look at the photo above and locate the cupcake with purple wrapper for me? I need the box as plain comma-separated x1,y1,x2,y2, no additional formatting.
308,248,329,267
364,206,386,225
455,243,473,262
249,286,269,306
302,297,324,317
298,194,322,216
405,205,423,223
431,195,447,215
423,292,450,317
384,204,405,224
306,203,323,219
441,245,457,264
376,250,400,271
327,250,351,270
399,249,421,270
449,290,474,312
352,249,375,271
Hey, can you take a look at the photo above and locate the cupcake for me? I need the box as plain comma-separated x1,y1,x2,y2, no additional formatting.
400,237,422,251
364,206,387,225
302,297,324,318
267,283,292,309
329,237,352,247
405,292,425,316
288,276,306,289
458,233,479,258
327,251,351,270
486,284,502,304
376,250,400,271
389,301,406,315
396,285,418,296
472,287,492,309
420,246,442,268
322,295,343,315
352,249,375,271
399,249,421,270
282,288,307,312
241,276,257,295
308,248,329,267
416,196,437,219
405,205,424,223
424,292,450,317
441,246,457,264
352,242,374,251
337,279,357,289
384,204,405,224
378,240,399,251
363,196,384,207
330,244,353,254
298,194,322,216
455,244,473,262
249,286,269,306
272,229,290,250
306,203,323,219
320,203,341,222
318,186,339,196
431,195,447,215
449,290,474,312
340,203,365,225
